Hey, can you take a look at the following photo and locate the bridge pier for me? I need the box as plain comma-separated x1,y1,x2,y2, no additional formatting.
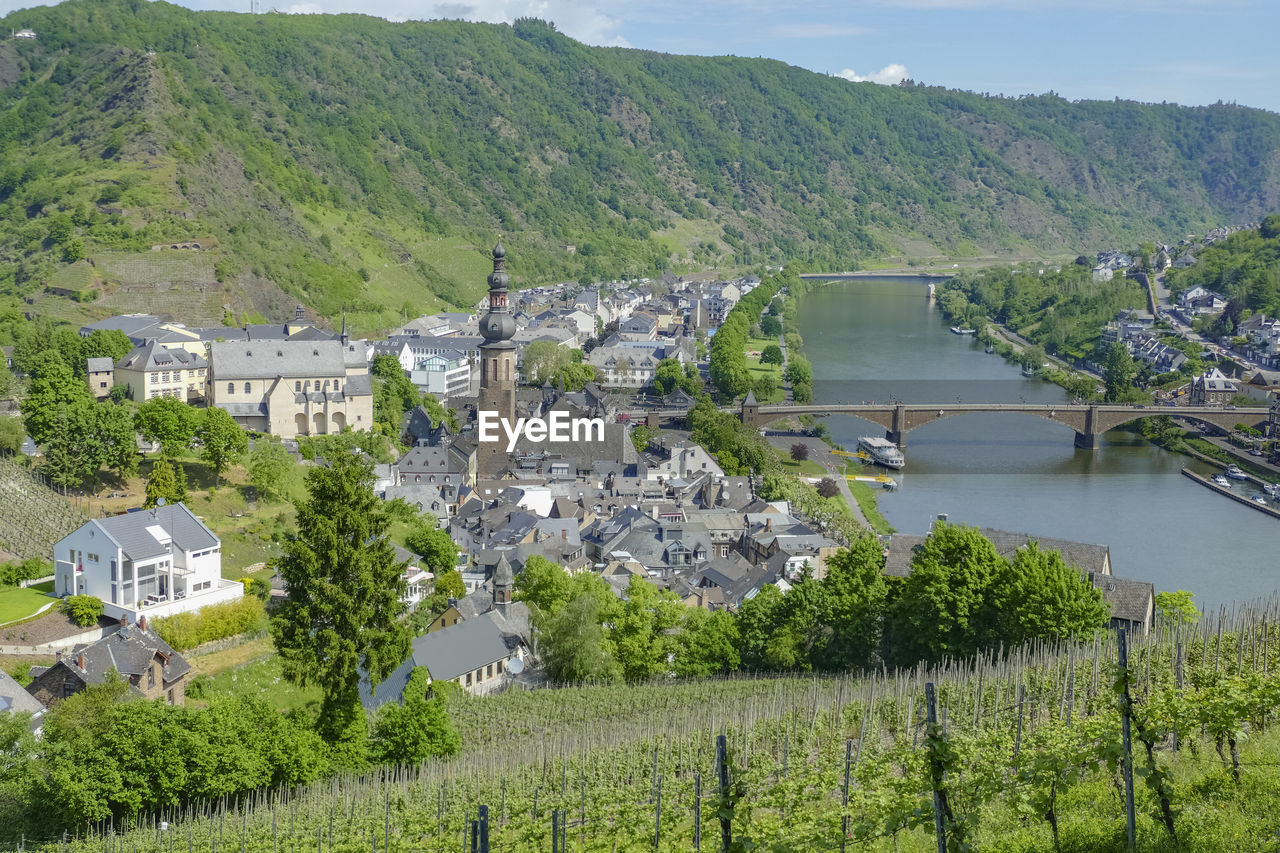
886,430,905,447
1074,430,1101,450
888,405,906,448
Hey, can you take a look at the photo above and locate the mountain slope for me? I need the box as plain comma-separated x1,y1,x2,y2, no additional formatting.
1,1,1279,331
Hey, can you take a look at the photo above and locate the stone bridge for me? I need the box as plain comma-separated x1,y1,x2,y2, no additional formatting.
740,400,1269,449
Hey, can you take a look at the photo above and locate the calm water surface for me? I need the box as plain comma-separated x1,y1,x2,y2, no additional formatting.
796,278,1277,609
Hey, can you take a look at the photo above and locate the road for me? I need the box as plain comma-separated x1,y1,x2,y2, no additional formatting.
763,432,872,529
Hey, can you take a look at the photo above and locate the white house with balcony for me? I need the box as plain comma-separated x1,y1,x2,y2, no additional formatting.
409,349,472,400
53,503,243,622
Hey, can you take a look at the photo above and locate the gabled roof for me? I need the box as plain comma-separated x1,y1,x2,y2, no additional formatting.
0,669,43,716
81,502,219,562
211,340,346,380
37,623,191,695
116,340,207,373
86,357,115,373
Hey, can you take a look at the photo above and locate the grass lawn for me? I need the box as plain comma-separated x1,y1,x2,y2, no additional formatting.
745,335,785,402
772,446,827,477
844,465,895,534
0,586,57,626
189,645,320,714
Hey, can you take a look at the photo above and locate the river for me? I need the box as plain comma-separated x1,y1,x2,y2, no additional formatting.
796,277,1277,610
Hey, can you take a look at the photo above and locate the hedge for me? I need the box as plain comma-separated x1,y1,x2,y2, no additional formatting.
150,596,268,651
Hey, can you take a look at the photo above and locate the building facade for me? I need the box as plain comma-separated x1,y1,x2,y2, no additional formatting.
209,338,373,437
114,341,208,403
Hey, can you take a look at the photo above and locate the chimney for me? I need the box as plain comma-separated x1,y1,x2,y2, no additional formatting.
76,654,85,670
139,615,148,633
55,650,63,662
765,518,772,532
120,614,128,627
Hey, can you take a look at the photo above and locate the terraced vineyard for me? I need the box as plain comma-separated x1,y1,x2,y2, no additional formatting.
0,455,87,561
29,600,1280,852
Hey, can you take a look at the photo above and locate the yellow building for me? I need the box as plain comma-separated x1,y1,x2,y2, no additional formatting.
114,341,208,403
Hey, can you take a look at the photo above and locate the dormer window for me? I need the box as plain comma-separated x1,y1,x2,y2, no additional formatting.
313,350,319,356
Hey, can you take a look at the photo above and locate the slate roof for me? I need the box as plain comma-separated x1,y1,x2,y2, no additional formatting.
1091,575,1154,626
80,314,162,341
0,669,43,716
84,502,219,562
116,340,207,372
86,357,115,373
211,340,347,379
361,610,524,708
39,623,191,695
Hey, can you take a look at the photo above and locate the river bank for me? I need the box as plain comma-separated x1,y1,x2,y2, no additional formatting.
793,276,1279,608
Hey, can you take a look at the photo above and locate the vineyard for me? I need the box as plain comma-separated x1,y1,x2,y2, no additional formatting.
0,456,87,561
22,601,1280,853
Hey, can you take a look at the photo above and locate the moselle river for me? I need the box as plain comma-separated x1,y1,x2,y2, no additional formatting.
796,277,1277,609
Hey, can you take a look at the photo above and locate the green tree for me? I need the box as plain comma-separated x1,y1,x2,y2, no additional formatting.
196,407,248,483
611,575,684,682
1155,590,1200,624
134,397,199,457
144,456,184,508
271,453,411,741
760,343,783,365
369,668,461,764
248,438,294,502
513,554,574,623
420,393,459,433
371,355,418,433
736,582,786,670
95,400,139,481
816,536,889,671
997,541,1109,645
673,608,740,677
0,358,14,399
652,358,685,396
631,423,657,453
519,340,571,385
889,522,1008,665
432,568,466,599
79,330,132,371
540,594,621,684
1104,341,1137,403
783,355,812,387
760,314,782,337
0,418,24,455
404,524,457,573
21,356,87,446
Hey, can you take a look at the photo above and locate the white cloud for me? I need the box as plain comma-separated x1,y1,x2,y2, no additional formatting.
834,63,908,84
283,2,325,12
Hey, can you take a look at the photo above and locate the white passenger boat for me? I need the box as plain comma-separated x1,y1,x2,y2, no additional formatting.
1225,465,1248,480
1212,475,1231,487
858,436,905,469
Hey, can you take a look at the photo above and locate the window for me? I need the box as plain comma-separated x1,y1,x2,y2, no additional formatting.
150,390,160,398
227,382,235,394
87,553,99,563
295,381,301,392
486,664,493,678
243,382,251,394
147,666,155,689
100,381,107,389
167,689,175,704
466,672,472,686
497,660,504,674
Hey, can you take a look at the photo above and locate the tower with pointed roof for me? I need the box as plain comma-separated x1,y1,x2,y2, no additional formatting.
477,240,517,477
492,552,514,610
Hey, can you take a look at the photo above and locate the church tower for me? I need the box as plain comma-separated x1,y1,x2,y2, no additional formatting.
477,240,517,477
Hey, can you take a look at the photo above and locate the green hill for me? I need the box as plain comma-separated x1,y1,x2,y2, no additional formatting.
3,1,1280,333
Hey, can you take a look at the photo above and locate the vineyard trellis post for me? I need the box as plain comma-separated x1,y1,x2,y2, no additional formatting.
479,804,489,853
694,773,701,852
717,734,730,853
1118,629,1137,853
654,773,662,851
925,683,948,853
840,739,852,853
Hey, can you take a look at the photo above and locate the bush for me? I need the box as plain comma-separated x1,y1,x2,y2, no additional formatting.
816,477,840,498
150,596,267,651
0,557,50,586
60,595,103,627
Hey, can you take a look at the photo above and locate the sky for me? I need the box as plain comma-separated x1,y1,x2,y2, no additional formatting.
4,0,1280,113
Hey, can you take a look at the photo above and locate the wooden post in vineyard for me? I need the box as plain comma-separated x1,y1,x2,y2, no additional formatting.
925,683,948,853
478,805,489,853
840,739,852,853
694,773,702,852
654,773,662,851
717,734,731,853
1118,629,1137,853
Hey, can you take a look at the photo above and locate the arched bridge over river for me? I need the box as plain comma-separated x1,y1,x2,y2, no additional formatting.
740,399,1269,449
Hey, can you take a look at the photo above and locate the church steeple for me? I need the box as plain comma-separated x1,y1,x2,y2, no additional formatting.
339,311,349,346
477,239,517,477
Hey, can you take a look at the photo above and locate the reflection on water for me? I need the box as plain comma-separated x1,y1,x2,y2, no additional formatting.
797,278,1278,609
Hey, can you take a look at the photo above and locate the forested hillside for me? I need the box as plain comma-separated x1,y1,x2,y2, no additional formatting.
3,0,1280,331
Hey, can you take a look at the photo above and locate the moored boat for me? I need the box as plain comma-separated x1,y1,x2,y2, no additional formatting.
858,436,905,469
1225,465,1248,480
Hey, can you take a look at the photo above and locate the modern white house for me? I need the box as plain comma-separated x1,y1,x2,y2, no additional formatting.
53,503,243,622
409,350,472,400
